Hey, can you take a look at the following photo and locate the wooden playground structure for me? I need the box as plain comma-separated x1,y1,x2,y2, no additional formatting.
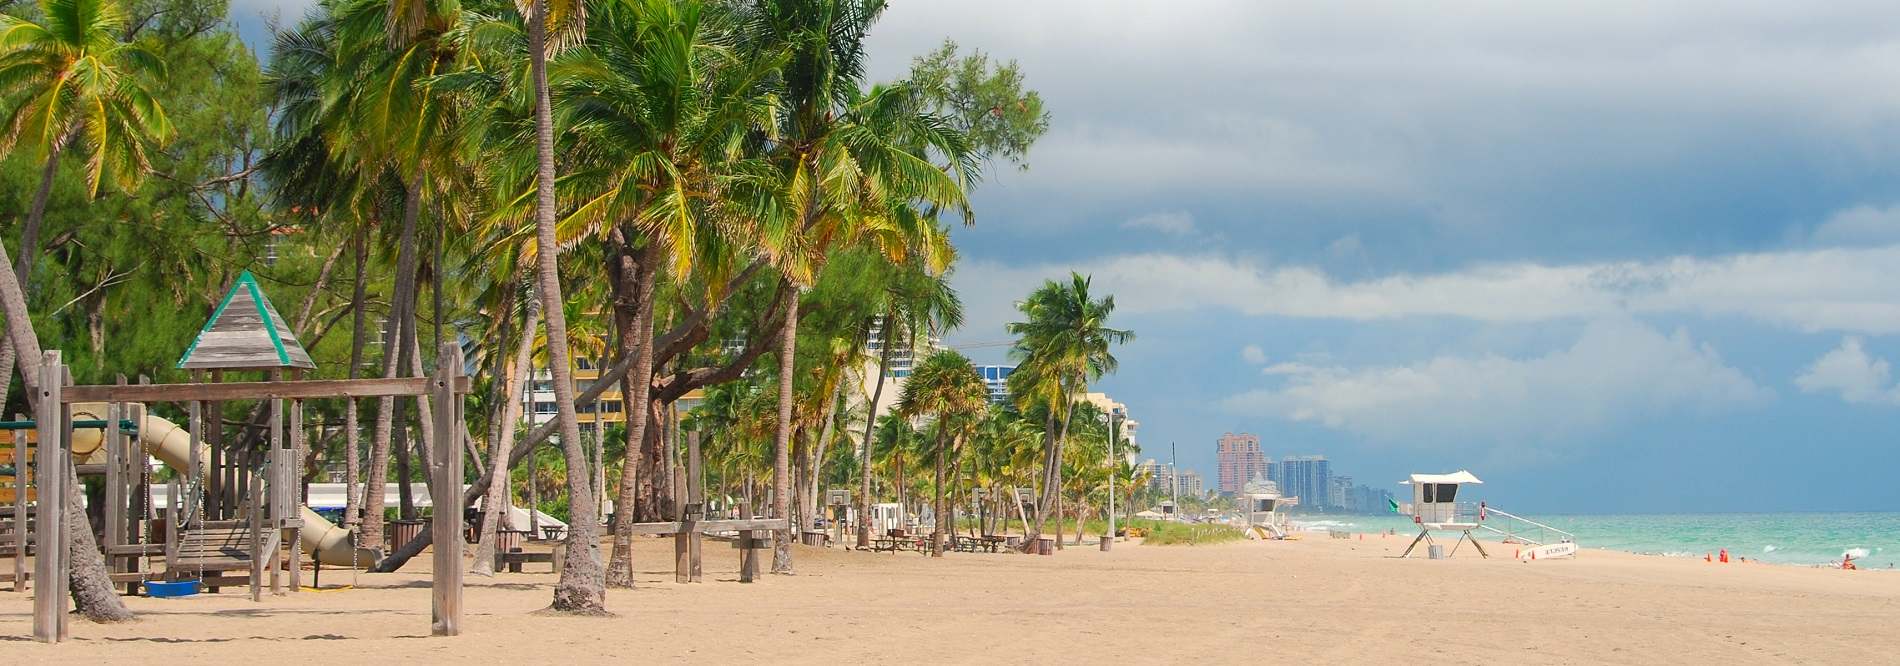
9,272,472,643
4,270,791,645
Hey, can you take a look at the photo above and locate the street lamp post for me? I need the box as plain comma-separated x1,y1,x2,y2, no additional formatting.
1169,441,1179,522
1105,410,1118,550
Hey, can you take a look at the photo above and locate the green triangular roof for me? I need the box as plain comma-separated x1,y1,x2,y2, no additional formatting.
176,270,316,370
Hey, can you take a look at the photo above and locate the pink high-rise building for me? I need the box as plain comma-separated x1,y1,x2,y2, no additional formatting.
1216,432,1267,495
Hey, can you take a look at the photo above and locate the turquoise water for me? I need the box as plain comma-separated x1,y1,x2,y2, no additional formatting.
1288,512,1900,568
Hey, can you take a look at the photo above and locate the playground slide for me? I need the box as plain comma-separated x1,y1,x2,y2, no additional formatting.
70,406,376,567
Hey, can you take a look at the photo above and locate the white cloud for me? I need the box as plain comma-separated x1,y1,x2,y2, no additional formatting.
864,1,1900,233
1124,211,1197,235
1221,319,1771,448
951,244,1900,339
1240,344,1267,364
1810,204,1900,247
1796,337,1900,406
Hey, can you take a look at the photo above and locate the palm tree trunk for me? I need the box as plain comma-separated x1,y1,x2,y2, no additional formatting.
0,143,66,430
606,248,658,588
343,227,369,530
530,0,607,615
0,227,132,621
856,312,894,546
363,174,424,549
14,143,62,297
771,285,798,574
473,291,538,575
931,428,946,557
803,374,842,533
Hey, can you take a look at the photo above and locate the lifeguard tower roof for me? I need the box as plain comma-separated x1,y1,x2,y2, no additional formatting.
1401,470,1482,485
176,270,316,370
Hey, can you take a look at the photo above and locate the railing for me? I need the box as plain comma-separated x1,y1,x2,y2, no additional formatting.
1476,504,1574,546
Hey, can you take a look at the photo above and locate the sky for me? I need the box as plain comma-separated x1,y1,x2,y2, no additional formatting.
232,1,1900,514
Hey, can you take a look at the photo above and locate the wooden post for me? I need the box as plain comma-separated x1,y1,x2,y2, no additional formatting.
738,499,758,584
288,396,303,593
269,383,285,597
205,370,222,521
673,465,690,584
687,431,702,582
33,352,66,643
13,428,27,592
249,448,263,602
430,343,464,637
164,476,178,580
104,401,122,579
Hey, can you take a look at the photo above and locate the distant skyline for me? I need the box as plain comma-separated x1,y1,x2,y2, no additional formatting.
231,1,1900,513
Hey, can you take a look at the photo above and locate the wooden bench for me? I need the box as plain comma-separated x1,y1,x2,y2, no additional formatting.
499,545,564,573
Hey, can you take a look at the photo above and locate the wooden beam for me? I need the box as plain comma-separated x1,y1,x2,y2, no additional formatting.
61,376,472,403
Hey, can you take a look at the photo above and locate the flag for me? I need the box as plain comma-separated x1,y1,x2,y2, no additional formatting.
1386,498,1400,514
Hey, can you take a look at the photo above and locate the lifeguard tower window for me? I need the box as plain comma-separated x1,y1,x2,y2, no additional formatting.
1424,483,1458,503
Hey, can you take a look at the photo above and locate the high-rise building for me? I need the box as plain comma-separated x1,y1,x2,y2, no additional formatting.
1178,470,1205,497
521,356,626,438
1078,392,1138,449
1329,476,1355,512
1352,485,1395,515
1276,455,1331,510
1216,433,1268,495
1138,459,1173,493
976,365,1014,404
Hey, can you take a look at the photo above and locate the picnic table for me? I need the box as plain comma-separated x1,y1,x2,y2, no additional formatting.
865,535,927,554
952,535,1008,553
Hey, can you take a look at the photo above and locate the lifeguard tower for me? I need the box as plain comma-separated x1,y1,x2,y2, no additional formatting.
1239,478,1290,539
1398,470,1488,559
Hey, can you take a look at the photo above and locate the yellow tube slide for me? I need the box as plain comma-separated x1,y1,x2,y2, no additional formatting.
71,404,377,567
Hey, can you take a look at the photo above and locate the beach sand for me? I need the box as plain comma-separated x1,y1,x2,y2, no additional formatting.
4,533,1897,663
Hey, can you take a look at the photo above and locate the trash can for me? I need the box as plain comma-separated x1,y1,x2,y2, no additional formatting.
1036,537,1054,556
1428,544,1446,560
390,519,426,552
1100,536,1112,552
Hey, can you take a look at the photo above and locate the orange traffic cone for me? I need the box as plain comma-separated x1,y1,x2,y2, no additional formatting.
1705,552,1712,562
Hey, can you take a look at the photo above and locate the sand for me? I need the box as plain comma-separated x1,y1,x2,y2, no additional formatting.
4,533,1898,663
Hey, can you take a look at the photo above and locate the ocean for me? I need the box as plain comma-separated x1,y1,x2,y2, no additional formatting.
1287,512,1900,568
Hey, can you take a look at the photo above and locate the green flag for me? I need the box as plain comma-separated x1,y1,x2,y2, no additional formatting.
1387,498,1400,514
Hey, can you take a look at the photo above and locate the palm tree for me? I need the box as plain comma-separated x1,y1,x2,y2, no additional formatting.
745,3,977,572
0,0,173,293
516,0,608,614
1007,273,1132,550
550,0,780,587
894,349,987,556
0,0,172,623
855,259,960,544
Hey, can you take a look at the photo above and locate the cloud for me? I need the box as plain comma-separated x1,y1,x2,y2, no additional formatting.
1124,211,1197,235
1809,204,1900,247
864,0,1900,245
1796,337,1900,406
950,244,1900,340
1240,344,1267,364
1221,319,1771,448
